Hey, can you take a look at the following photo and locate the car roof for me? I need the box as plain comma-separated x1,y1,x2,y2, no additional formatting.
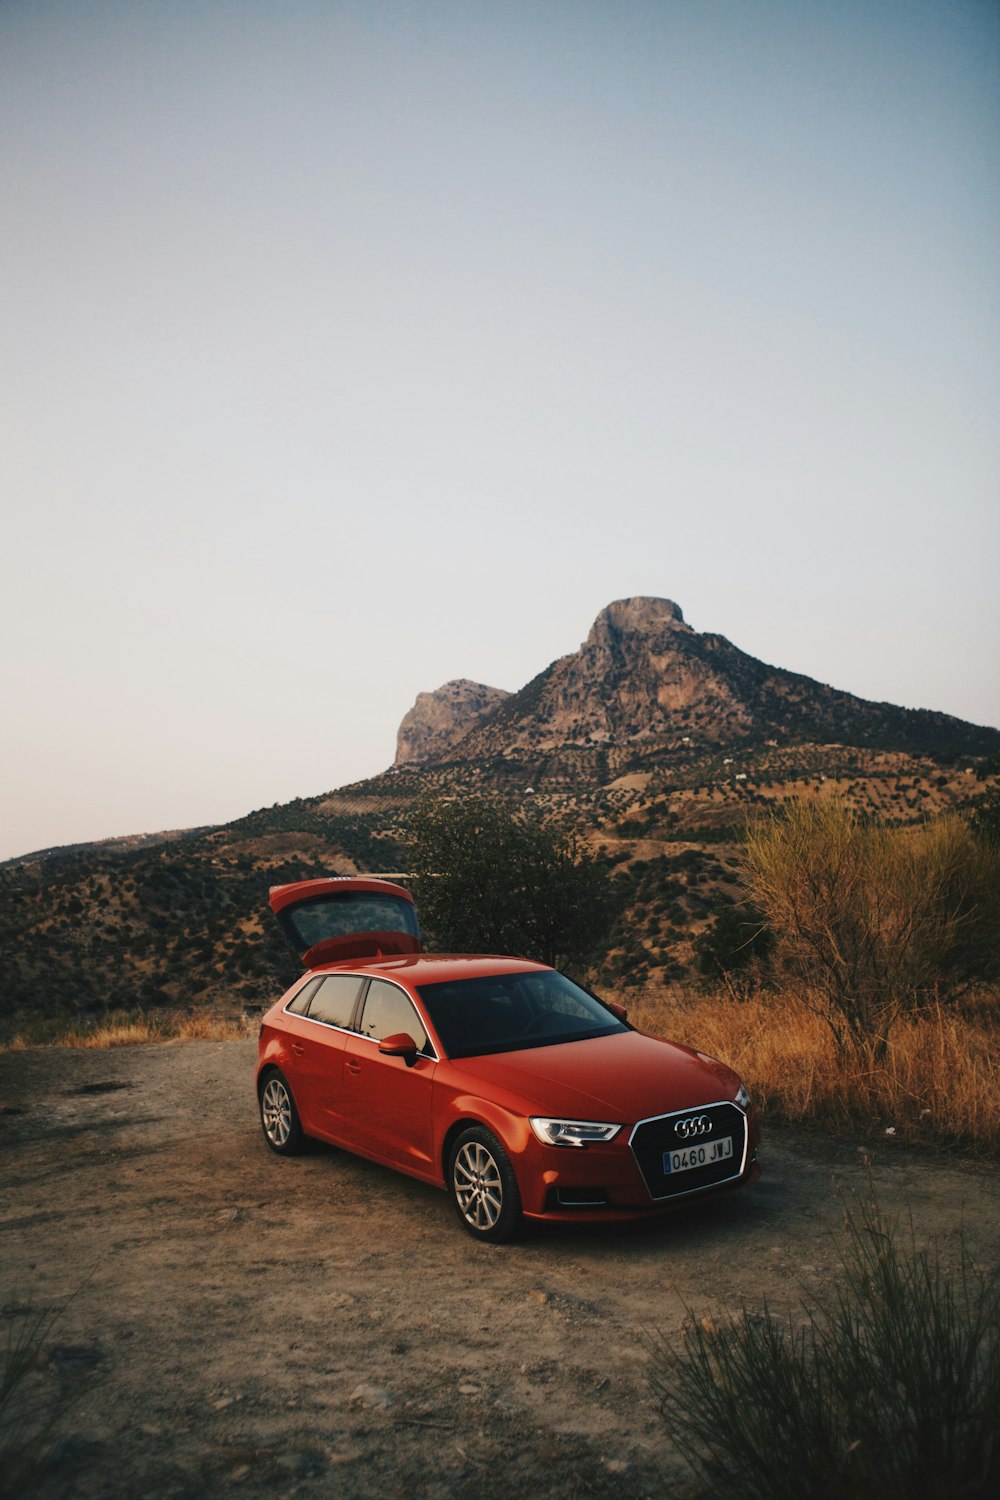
307,953,550,984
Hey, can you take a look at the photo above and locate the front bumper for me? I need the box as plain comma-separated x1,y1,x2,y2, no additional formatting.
517,1104,761,1224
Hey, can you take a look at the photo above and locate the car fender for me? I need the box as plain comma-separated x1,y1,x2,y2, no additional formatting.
438,1092,535,1175
256,1035,299,1092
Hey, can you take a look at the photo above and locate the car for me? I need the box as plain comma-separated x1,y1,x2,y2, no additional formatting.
257,876,761,1241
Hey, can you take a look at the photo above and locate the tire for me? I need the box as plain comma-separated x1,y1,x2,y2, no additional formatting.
448,1126,522,1242
259,1069,304,1155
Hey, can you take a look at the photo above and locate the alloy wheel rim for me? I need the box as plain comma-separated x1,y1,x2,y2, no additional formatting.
454,1141,503,1230
262,1078,291,1146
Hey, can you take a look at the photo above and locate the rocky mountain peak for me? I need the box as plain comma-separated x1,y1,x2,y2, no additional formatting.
395,678,510,766
392,596,1000,769
584,596,689,650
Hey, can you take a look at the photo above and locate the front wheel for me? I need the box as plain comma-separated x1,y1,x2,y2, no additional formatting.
259,1070,304,1155
448,1127,522,1242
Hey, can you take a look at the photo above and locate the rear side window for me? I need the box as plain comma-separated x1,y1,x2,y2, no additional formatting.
285,977,322,1016
357,980,430,1054
307,975,365,1028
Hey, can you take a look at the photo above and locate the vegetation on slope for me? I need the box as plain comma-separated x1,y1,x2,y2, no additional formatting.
1,744,996,1057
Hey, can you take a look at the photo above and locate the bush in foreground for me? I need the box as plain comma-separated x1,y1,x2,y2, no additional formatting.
0,1291,99,1498
649,1188,1000,1500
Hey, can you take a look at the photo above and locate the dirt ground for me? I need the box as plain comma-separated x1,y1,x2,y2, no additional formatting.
2,1039,998,1500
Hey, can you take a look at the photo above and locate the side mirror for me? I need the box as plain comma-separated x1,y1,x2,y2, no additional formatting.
378,1032,419,1066
606,1002,628,1023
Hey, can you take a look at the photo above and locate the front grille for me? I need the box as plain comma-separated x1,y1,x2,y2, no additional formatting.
629,1101,747,1201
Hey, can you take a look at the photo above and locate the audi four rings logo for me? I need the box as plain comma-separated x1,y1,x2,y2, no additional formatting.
675,1114,711,1139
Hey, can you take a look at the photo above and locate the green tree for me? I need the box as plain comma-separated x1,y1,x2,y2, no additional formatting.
406,797,616,970
692,896,773,986
967,783,1000,847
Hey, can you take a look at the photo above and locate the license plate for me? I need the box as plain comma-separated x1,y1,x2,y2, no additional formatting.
663,1136,734,1175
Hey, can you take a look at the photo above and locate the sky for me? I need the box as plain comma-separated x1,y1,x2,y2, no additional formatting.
1,0,998,862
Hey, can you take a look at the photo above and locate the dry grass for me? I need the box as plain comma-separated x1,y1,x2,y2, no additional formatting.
626,985,1000,1155
740,802,1000,1057
2,1010,254,1051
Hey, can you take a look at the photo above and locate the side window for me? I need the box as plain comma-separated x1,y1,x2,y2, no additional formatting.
308,975,365,1028
358,980,430,1054
285,977,322,1017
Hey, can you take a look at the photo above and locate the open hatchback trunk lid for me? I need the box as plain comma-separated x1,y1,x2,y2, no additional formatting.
269,877,422,968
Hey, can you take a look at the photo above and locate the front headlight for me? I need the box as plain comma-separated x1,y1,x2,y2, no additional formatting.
529,1118,622,1148
734,1083,751,1111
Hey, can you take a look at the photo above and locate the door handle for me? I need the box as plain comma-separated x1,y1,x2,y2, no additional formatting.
291,1043,305,1055
346,1062,361,1076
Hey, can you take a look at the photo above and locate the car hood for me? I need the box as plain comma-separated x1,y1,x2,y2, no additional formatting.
453,1029,741,1122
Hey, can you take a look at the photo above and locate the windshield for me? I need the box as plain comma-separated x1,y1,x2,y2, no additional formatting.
278,893,420,954
416,970,627,1059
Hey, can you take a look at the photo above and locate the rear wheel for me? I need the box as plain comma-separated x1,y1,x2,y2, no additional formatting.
259,1070,304,1155
448,1127,522,1242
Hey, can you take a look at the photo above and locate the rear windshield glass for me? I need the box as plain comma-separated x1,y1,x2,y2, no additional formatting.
416,970,627,1059
280,893,419,952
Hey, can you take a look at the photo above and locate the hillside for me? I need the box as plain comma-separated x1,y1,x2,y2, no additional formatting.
2,598,998,1038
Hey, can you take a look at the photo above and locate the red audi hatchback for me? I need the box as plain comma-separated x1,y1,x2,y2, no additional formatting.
257,877,760,1241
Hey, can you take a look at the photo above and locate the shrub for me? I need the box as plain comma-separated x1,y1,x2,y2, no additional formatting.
692,896,773,983
967,786,1000,846
0,1290,100,1496
649,1186,1000,1500
743,803,1000,1057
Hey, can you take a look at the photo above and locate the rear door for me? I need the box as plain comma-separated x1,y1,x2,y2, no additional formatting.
287,972,366,1135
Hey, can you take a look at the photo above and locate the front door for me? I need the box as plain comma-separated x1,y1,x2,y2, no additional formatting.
340,979,437,1177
